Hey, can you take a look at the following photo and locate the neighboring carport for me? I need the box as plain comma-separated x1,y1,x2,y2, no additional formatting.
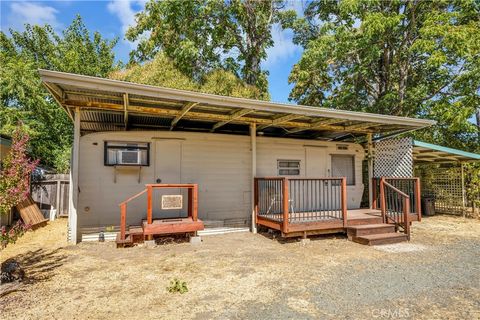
413,140,480,217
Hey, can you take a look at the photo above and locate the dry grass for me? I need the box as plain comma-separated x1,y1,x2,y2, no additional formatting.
1,215,479,319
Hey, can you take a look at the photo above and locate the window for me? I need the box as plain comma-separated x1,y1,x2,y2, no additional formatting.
331,155,355,185
104,141,149,166
277,160,300,176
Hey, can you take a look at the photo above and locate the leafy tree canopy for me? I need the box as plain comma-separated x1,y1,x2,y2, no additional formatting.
126,0,293,96
284,0,480,152
109,52,266,100
0,15,119,171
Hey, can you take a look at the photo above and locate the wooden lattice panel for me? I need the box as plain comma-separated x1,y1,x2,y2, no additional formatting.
417,166,465,214
374,137,413,178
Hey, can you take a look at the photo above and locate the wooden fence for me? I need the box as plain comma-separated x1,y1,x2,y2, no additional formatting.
31,174,69,219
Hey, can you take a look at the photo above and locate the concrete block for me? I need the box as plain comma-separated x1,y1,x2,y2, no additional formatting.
144,240,156,248
189,236,202,245
299,238,310,246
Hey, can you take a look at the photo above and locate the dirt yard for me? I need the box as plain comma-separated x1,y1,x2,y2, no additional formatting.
1,215,479,320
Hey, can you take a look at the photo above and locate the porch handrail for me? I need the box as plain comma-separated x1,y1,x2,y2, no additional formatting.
372,177,421,221
254,177,348,233
118,184,199,241
379,178,411,240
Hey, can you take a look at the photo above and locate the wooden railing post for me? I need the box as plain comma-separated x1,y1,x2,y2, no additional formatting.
415,178,421,221
379,177,386,223
192,184,198,221
371,178,377,209
341,177,347,227
147,185,153,225
282,178,289,233
120,203,126,240
403,196,410,240
188,187,193,219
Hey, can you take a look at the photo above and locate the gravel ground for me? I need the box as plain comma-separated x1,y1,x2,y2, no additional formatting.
1,215,479,319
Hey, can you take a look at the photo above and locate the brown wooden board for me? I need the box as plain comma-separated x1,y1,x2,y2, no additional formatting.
15,195,48,228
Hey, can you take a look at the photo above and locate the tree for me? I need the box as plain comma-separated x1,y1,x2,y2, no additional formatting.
285,0,480,151
109,52,265,100
0,15,119,171
126,0,292,96
0,125,38,216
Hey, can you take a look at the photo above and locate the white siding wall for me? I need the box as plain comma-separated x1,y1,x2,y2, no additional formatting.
77,131,364,235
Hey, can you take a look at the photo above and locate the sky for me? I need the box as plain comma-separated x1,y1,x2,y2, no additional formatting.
0,0,305,104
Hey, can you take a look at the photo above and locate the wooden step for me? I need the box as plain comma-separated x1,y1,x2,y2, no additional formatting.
347,223,395,239
352,232,408,246
115,233,133,247
347,216,383,226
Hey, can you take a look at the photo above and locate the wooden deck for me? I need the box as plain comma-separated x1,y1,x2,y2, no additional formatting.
256,208,420,238
254,177,421,242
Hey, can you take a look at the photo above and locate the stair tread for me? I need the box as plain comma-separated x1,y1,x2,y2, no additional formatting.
357,232,407,240
348,223,391,230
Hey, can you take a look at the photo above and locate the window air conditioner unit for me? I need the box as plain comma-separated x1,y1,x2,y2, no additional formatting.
118,150,141,165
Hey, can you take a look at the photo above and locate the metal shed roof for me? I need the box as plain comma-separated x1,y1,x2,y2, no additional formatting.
39,69,435,141
413,140,480,163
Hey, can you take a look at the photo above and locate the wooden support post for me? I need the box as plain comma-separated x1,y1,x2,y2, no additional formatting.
379,177,386,223
282,178,289,233
120,204,126,240
341,177,348,227
68,107,80,243
367,133,374,209
371,178,378,209
253,178,259,228
250,123,257,233
461,163,466,217
188,187,193,219
414,178,422,221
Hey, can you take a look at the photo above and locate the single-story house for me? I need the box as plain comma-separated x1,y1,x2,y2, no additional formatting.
38,69,478,246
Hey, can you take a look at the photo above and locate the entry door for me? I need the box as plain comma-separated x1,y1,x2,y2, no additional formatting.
305,147,328,177
154,140,184,219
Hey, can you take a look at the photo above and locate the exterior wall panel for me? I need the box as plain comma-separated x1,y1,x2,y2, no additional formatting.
77,131,364,236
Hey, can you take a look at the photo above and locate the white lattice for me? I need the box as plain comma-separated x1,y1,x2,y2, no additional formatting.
374,137,413,178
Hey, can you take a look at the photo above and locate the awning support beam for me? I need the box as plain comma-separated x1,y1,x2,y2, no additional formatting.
210,108,253,132
257,114,303,131
170,102,198,130
288,118,344,134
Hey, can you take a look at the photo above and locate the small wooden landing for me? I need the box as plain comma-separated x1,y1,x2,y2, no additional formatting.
116,218,205,247
143,217,204,236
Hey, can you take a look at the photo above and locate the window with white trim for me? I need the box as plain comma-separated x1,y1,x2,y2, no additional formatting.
277,160,300,176
104,141,150,166
331,155,355,185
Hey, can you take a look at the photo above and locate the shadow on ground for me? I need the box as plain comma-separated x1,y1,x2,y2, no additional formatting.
10,248,68,284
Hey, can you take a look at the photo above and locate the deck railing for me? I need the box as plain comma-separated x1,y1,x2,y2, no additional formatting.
118,184,198,241
372,177,421,220
254,177,347,233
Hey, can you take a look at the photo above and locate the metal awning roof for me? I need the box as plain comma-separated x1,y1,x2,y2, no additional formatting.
39,69,435,141
413,140,480,163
